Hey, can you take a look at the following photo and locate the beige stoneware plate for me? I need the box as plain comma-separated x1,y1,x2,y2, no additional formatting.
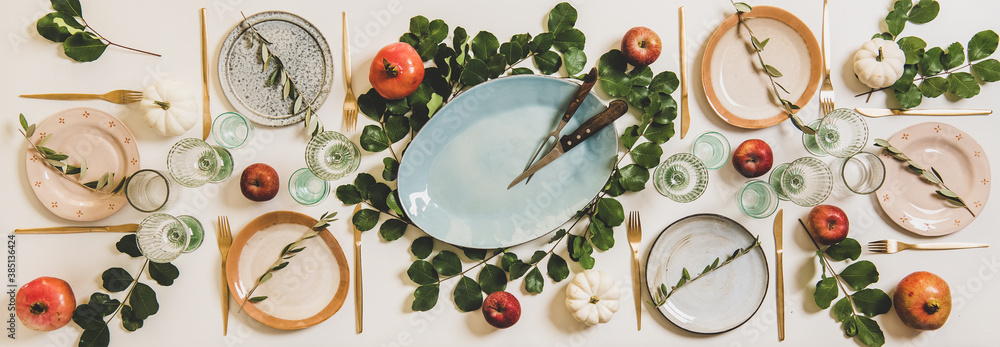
702,6,821,129
875,122,990,236
226,211,349,330
24,107,140,221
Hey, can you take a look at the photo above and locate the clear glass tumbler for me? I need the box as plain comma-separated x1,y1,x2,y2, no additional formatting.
136,213,191,263
305,131,361,181
125,169,174,212
212,112,255,149
167,138,235,187
839,151,886,194
816,108,868,158
288,167,330,206
780,157,834,207
738,180,779,219
653,153,709,203
691,131,731,170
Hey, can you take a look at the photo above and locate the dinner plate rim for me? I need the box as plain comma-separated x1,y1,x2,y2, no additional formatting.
396,74,619,249
225,210,350,330
701,5,822,129
643,213,769,334
217,10,334,127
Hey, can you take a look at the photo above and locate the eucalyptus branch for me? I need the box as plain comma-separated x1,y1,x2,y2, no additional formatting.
648,235,761,307
799,219,861,314
238,212,338,312
104,260,149,326
874,139,975,217
731,1,815,134
854,63,973,98
18,114,123,195
77,17,160,57
240,12,325,137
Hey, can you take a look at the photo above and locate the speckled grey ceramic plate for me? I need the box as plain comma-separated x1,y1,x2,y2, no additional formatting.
218,11,333,127
644,214,768,334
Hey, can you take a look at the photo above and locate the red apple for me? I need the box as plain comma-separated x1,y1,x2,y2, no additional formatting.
482,291,521,329
621,26,662,66
731,139,773,178
807,205,850,245
240,163,279,202
894,271,951,331
15,276,76,331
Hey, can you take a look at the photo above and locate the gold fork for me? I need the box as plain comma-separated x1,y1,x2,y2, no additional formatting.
868,239,988,254
342,12,359,132
818,0,835,116
20,90,143,104
626,211,643,331
217,216,233,336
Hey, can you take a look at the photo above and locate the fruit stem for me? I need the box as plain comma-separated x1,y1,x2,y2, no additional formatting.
29,302,48,315
154,101,170,110
589,296,600,304
382,58,400,78
924,299,940,315
876,47,884,62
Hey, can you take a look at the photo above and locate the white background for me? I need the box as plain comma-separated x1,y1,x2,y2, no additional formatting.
3,0,999,346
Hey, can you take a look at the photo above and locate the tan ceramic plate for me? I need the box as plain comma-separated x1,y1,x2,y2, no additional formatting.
226,211,349,330
875,122,990,236
702,6,821,129
24,107,140,221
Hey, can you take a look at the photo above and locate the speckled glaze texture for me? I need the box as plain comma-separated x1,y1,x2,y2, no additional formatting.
218,11,333,127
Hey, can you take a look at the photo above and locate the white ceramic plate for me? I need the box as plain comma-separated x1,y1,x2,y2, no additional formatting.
226,211,349,330
24,108,140,221
218,11,333,127
702,6,821,129
645,214,768,334
875,122,990,236
397,75,618,249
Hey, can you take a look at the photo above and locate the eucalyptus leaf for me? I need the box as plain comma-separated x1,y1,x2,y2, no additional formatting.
595,198,625,226
547,254,570,282
52,0,83,17
547,2,577,33
471,31,499,59
942,42,965,70
855,315,886,347
62,30,108,61
407,260,439,285
885,6,907,38
37,12,84,42
478,264,508,294
649,71,679,95
529,250,547,264
553,28,585,53
358,89,387,122
972,59,1000,82
825,238,862,261
411,237,434,259
72,303,106,330
352,208,380,232
947,72,980,98
529,32,554,54
129,282,158,320
852,288,893,317
354,173,377,198
116,234,143,257
919,47,944,76
533,51,562,75
763,64,783,77
79,325,110,347
385,115,410,143
431,251,462,277
499,41,523,66
379,218,408,241
408,15,429,37
968,30,999,61
463,247,487,261
563,47,587,75
643,121,675,144
86,293,118,317
101,268,132,293
840,260,879,291
897,36,927,64
148,262,179,286
509,261,531,280
619,164,650,192
460,58,489,86
500,252,518,271
525,267,544,293
335,185,363,205
359,125,391,152
833,297,853,322
511,67,534,75
814,277,839,309
427,19,449,44
893,83,922,109
589,219,615,251
120,305,143,332
734,2,753,13
919,76,948,97
630,142,663,169
453,276,483,312
907,0,938,24
412,284,439,311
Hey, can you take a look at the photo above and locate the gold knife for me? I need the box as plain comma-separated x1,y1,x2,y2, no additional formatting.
352,204,363,334
855,108,992,118
200,8,211,141
679,6,690,139
773,209,784,342
15,223,139,234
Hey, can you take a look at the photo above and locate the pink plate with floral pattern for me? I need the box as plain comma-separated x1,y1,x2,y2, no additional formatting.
875,122,990,236
24,108,140,221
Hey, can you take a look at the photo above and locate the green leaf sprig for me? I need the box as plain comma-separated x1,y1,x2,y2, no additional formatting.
731,1,815,134
36,0,160,62
858,0,999,108
18,113,123,194
339,2,676,313
73,234,179,347
238,211,337,312
874,138,975,217
239,12,325,138
800,219,891,347
647,236,761,307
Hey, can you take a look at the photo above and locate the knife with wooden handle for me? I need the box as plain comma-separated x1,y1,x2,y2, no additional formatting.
855,108,992,118
15,223,139,234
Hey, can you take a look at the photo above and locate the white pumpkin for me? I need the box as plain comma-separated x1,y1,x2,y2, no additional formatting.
139,80,198,136
565,270,620,326
853,38,906,89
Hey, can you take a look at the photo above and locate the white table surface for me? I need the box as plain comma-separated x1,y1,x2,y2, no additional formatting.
3,0,998,346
